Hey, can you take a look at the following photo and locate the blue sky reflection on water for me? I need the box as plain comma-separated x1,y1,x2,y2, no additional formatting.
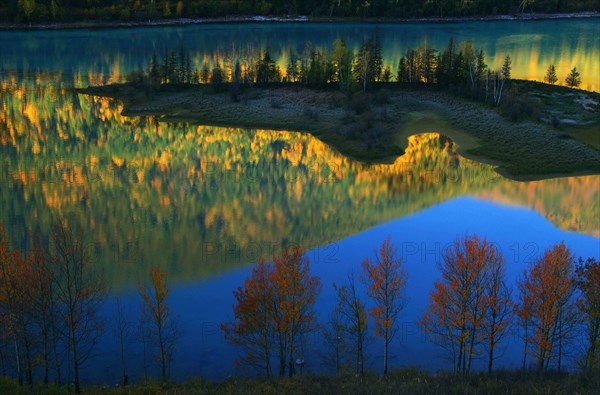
93,196,599,384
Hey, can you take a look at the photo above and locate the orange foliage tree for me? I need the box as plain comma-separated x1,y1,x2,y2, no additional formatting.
482,250,513,373
361,237,407,375
138,264,178,382
0,225,64,385
516,242,577,370
575,257,600,371
0,223,34,385
419,234,510,373
221,258,274,376
222,245,321,377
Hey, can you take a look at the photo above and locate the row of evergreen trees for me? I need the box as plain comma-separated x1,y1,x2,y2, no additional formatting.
134,33,517,107
134,31,584,110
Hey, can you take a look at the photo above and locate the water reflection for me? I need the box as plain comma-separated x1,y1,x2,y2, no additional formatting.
1,19,598,91
1,76,598,290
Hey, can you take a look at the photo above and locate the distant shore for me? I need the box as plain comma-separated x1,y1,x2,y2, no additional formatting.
1,11,598,31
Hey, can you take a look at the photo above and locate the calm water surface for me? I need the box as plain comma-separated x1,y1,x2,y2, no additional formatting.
0,20,599,384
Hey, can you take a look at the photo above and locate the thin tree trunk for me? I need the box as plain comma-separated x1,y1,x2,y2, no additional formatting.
23,333,33,385
522,323,528,370
383,335,388,374
72,327,80,394
12,334,22,386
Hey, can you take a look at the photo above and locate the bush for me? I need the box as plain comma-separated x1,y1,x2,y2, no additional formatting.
348,91,371,114
374,89,391,105
502,90,540,122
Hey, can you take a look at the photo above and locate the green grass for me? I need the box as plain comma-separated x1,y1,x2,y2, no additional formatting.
78,81,600,181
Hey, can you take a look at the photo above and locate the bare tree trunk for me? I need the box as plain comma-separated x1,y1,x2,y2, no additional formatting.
522,323,528,370
383,334,388,374
12,334,22,385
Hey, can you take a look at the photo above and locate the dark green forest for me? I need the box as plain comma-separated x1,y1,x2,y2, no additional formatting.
2,0,599,24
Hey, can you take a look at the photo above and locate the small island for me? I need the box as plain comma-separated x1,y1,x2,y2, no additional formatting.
80,36,600,181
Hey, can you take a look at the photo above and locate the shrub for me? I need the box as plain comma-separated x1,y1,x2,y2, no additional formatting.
374,88,391,105
348,91,371,114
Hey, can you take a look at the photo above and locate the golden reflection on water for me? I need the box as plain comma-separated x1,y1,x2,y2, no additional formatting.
490,32,599,91
1,74,599,285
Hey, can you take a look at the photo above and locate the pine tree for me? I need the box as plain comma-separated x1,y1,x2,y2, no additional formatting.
501,55,512,80
565,67,581,88
544,64,558,85
372,28,383,82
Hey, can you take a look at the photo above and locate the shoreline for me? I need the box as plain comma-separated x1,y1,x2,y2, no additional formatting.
1,11,598,31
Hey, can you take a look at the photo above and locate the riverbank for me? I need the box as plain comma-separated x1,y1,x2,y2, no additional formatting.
1,11,598,31
79,81,600,181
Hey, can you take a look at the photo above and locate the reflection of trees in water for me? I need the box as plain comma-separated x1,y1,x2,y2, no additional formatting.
0,76,598,287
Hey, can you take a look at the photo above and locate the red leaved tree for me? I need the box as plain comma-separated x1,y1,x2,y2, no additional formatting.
516,242,577,370
420,234,509,373
222,245,321,377
221,258,274,377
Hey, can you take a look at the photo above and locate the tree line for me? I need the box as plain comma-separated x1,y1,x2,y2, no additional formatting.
223,234,599,377
0,222,177,393
132,32,584,110
4,0,598,24
1,221,597,390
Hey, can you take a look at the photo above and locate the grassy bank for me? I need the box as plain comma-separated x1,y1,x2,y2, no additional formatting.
2,369,599,394
79,81,600,181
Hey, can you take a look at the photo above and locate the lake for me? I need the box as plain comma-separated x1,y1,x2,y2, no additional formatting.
0,19,599,384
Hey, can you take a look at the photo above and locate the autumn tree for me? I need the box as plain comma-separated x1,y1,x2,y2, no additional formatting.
545,64,558,85
138,264,178,382
221,258,274,377
575,257,600,371
482,253,513,372
0,223,30,385
516,276,533,370
333,270,369,375
49,221,106,394
420,234,505,373
361,237,407,375
222,246,321,378
516,242,577,370
270,245,321,377
565,67,581,88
